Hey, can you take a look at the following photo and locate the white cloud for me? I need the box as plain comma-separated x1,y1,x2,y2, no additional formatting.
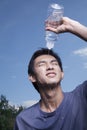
22,100,38,107
9,100,38,109
9,101,19,110
73,47,87,57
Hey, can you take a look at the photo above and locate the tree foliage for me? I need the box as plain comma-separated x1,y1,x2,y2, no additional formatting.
0,95,24,130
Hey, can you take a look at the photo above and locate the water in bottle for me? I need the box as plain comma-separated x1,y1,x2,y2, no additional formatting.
45,3,64,49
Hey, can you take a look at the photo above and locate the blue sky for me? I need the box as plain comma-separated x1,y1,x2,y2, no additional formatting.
0,0,87,107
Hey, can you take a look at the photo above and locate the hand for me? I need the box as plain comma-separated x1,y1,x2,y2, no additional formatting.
45,17,74,34
45,17,87,41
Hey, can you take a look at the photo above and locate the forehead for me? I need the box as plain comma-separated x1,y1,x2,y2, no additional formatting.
34,55,57,63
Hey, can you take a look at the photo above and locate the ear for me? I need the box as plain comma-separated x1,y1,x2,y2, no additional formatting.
61,72,64,79
29,75,36,82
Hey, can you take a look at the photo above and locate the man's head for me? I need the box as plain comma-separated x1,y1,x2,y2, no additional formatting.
28,48,63,92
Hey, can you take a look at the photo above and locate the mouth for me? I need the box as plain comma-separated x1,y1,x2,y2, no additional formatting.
46,72,56,78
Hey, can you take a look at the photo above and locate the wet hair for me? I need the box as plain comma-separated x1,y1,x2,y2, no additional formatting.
28,48,63,92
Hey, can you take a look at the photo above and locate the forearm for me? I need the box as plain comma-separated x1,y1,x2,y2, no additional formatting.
66,18,87,41
46,17,87,41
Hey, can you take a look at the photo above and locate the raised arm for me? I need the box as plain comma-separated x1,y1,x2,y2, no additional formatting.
46,17,87,41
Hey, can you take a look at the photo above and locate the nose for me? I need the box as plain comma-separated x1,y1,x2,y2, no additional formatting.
46,63,54,70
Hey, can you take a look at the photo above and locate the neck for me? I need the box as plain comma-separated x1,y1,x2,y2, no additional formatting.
39,84,64,113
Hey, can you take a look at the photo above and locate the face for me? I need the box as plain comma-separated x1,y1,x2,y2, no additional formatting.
30,55,64,85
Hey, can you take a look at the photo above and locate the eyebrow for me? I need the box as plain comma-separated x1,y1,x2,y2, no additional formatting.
51,59,58,63
35,59,58,66
35,61,46,66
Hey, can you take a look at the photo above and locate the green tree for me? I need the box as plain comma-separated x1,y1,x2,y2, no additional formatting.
0,95,24,130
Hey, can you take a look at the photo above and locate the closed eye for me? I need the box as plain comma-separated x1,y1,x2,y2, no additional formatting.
51,60,58,65
37,61,46,67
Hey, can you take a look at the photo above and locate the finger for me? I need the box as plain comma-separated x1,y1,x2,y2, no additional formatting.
45,27,58,33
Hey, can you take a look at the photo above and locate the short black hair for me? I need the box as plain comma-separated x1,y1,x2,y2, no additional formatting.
28,48,63,76
28,48,63,92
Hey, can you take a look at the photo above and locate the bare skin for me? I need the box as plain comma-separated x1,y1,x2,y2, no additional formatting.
29,55,64,112
39,85,64,112
29,18,87,113
46,17,87,41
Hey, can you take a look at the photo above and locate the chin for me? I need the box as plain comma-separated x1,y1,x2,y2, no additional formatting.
46,80,60,85
46,82,60,88
36,80,61,90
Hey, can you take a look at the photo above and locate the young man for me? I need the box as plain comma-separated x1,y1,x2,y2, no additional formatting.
14,17,87,130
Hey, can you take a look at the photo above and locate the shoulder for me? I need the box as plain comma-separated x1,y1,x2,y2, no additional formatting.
16,102,39,120
72,80,87,100
14,102,40,129
74,80,87,92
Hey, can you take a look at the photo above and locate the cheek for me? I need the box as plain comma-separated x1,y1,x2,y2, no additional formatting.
56,66,62,72
34,70,46,83
35,67,46,78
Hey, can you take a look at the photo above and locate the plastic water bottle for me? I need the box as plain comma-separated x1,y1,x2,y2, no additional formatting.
45,3,64,49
